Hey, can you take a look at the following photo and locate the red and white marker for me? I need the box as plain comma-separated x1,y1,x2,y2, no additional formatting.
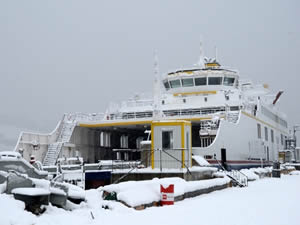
160,184,174,206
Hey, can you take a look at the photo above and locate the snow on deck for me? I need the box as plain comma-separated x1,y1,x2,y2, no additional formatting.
0,174,300,225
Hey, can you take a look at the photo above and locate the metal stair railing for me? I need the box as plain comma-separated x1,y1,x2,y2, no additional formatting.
225,170,248,187
43,119,77,166
226,111,240,123
214,157,248,187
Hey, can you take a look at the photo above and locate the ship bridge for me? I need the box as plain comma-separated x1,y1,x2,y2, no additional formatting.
163,61,239,97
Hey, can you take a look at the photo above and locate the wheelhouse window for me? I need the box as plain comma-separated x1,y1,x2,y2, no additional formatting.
181,78,194,87
163,81,170,90
223,77,235,86
162,130,173,150
169,79,181,88
208,77,223,85
195,77,207,86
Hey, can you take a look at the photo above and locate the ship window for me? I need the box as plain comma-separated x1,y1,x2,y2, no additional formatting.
264,127,268,141
208,77,223,85
271,130,274,143
162,131,173,150
181,78,194,87
163,81,170,90
230,106,239,111
120,135,128,148
100,132,111,147
257,124,261,139
170,79,181,88
195,77,207,86
223,77,235,86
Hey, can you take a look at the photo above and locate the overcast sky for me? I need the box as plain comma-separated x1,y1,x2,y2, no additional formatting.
0,0,300,149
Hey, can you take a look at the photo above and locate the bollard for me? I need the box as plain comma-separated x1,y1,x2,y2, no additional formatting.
160,184,174,206
272,162,281,178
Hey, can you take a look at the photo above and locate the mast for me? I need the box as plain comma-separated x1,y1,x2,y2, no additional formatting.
153,50,162,120
197,40,205,69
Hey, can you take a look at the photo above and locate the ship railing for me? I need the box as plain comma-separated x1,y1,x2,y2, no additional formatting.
107,107,227,121
66,112,105,122
121,99,153,108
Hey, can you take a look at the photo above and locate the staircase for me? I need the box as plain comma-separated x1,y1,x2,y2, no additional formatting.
214,157,248,187
226,111,240,123
43,120,76,166
225,170,248,187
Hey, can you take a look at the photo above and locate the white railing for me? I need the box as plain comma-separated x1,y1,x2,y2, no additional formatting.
225,170,248,187
108,107,227,121
66,112,105,122
122,99,153,108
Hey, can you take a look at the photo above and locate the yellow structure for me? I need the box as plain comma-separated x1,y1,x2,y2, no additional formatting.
151,120,192,169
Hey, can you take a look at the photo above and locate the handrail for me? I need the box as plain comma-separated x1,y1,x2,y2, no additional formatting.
214,156,248,187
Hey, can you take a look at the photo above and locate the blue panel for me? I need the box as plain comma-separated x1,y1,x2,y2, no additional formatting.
85,171,111,181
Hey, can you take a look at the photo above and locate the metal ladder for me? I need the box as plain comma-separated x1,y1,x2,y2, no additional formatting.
43,120,76,166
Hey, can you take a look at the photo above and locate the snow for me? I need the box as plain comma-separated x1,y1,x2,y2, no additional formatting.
50,187,66,196
63,182,85,199
31,178,83,197
31,178,50,189
289,170,300,175
283,165,295,170
101,177,230,207
0,151,21,159
11,187,50,196
0,182,6,193
0,194,36,225
192,155,211,166
240,169,259,180
0,173,299,225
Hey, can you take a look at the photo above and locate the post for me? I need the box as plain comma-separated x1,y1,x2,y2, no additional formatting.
160,148,162,172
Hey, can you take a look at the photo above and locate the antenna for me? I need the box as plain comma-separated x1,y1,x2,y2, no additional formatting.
215,46,218,61
153,49,162,120
154,49,159,76
197,38,205,68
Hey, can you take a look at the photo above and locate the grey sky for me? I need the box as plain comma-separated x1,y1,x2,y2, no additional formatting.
0,0,300,149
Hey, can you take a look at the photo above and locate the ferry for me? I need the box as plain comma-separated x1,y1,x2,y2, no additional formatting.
14,49,292,170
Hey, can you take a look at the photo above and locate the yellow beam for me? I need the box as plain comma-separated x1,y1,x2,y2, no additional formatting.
79,120,152,128
79,117,210,128
152,120,191,127
151,123,154,169
190,125,192,167
181,123,185,168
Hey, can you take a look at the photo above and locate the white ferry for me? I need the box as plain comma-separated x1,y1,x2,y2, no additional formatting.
14,51,291,170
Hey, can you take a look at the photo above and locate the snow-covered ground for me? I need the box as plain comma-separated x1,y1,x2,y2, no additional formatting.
0,174,300,225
